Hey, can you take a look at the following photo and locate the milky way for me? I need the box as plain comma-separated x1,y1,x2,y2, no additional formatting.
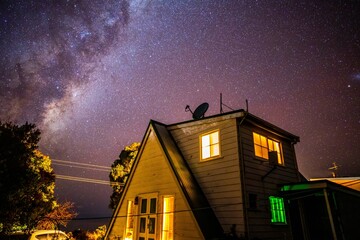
1,0,360,230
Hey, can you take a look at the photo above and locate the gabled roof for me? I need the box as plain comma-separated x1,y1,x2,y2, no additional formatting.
107,120,224,239
150,120,224,239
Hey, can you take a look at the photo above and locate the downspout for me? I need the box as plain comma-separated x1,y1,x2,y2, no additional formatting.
323,189,337,240
237,111,249,239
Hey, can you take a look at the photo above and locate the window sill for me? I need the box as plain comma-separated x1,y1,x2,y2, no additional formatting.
200,155,223,162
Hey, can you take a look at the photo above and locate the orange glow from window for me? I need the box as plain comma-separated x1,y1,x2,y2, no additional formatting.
124,200,134,240
201,131,220,160
253,132,283,165
162,196,174,240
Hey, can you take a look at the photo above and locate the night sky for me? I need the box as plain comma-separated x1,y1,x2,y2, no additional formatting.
1,0,359,231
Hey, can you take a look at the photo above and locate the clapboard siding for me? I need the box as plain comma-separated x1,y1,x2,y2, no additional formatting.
108,110,302,240
238,120,298,239
108,130,203,240
169,118,246,236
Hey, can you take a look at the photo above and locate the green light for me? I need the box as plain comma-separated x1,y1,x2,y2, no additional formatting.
269,196,287,224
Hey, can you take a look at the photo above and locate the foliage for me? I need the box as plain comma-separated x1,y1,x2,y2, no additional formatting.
70,225,106,240
37,201,77,230
109,142,140,209
86,225,107,240
0,122,56,233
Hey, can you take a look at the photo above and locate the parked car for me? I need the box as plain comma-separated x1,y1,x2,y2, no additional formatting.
1,230,69,240
28,230,69,240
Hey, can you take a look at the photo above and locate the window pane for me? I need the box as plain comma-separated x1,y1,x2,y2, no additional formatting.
260,136,267,147
139,217,146,233
268,139,274,151
210,132,219,144
162,197,174,240
254,145,262,157
150,198,157,213
202,135,210,147
211,144,219,156
202,146,210,159
125,200,134,238
273,141,279,152
141,199,147,213
253,132,260,145
262,148,268,159
148,218,156,234
277,152,283,165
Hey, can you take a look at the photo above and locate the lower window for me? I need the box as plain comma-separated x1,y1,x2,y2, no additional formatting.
269,196,287,224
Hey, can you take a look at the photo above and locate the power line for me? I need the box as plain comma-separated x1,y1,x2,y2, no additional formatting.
52,162,110,172
51,202,245,221
52,159,111,170
55,174,123,186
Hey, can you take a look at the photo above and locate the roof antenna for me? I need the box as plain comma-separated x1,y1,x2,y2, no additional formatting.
220,93,223,114
328,162,341,178
219,93,234,113
246,99,249,112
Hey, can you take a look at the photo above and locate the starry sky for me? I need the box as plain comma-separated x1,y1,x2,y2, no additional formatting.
1,0,359,231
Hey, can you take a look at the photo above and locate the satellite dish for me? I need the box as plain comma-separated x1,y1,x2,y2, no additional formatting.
192,102,209,119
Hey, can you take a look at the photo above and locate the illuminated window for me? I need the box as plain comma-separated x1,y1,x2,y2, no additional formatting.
269,196,287,224
124,200,134,240
161,196,174,240
253,132,284,165
201,131,220,160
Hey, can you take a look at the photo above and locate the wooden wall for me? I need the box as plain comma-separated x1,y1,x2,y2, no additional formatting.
239,120,300,240
169,117,246,237
107,129,203,240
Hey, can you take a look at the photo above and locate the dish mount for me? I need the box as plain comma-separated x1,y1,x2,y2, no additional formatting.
185,102,209,120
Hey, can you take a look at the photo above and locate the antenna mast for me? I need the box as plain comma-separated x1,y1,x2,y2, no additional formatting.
328,162,340,178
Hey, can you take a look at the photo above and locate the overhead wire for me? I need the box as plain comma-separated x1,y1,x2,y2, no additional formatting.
52,159,121,186
55,174,122,186
52,159,111,170
47,201,245,221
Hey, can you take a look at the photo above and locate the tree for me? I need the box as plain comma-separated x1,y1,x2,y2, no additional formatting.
86,225,107,240
0,122,56,233
36,201,77,230
109,142,140,209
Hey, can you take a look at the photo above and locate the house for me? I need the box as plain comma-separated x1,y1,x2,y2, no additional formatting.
105,109,302,240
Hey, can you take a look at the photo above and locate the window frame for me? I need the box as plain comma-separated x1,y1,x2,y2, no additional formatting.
200,130,221,161
253,132,284,165
124,200,135,240
161,195,175,240
269,196,287,225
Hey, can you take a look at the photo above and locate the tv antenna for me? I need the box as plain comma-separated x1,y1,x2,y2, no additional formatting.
185,102,209,120
220,93,248,113
328,162,341,178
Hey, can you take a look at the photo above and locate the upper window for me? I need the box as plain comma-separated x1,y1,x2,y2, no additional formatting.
200,131,220,160
253,132,284,165
269,196,287,224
